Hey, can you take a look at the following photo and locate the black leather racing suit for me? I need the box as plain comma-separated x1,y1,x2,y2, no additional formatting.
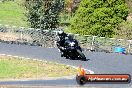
56,32,67,56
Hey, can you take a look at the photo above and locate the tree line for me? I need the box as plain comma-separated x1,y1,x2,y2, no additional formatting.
23,0,130,38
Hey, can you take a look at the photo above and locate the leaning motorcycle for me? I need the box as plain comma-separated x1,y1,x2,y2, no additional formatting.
62,38,87,61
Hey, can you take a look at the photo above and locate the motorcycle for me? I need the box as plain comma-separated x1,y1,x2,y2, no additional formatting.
61,38,87,61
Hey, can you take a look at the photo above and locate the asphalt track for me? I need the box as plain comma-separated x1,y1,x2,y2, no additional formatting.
0,43,132,88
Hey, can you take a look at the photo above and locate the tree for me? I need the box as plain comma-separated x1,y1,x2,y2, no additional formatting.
115,20,132,39
24,0,64,30
125,0,132,13
68,0,129,37
41,0,64,30
24,0,43,29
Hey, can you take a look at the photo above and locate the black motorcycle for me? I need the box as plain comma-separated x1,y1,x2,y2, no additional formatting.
62,38,87,61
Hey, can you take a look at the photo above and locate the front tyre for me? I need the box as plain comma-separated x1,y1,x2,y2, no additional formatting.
77,50,86,61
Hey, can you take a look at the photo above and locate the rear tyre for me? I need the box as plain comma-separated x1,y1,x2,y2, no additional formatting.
77,50,86,61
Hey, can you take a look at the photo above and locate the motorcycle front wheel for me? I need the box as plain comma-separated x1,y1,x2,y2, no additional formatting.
77,50,87,61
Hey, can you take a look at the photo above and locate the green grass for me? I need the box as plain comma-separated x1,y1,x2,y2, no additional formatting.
0,1,28,27
0,56,77,79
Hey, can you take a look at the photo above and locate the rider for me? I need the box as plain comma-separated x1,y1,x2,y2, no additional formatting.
56,30,68,57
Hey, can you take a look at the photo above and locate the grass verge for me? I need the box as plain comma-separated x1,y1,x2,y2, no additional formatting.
0,56,77,80
0,1,28,27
